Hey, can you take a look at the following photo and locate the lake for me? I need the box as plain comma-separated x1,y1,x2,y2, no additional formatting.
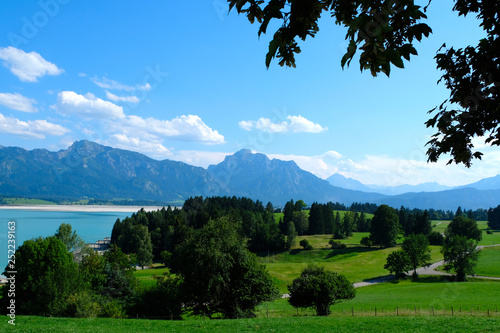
0,207,145,277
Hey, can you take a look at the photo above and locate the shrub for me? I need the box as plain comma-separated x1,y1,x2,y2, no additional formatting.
428,231,444,246
328,239,346,249
360,236,373,247
64,291,101,318
299,239,313,250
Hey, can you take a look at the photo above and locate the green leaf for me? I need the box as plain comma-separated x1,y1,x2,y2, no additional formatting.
265,38,280,68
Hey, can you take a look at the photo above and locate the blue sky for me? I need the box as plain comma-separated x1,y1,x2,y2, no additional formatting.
0,0,498,187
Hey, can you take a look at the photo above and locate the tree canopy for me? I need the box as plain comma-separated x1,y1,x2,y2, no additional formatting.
228,0,500,166
487,205,500,230
55,223,85,253
288,264,355,316
171,217,279,319
445,215,482,242
370,204,401,247
441,235,480,281
1,237,82,316
402,233,431,277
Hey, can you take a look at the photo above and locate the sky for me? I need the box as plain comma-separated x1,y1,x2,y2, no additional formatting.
0,0,498,187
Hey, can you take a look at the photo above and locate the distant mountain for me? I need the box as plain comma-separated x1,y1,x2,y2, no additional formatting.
458,174,500,191
0,141,499,209
207,149,386,205
366,182,452,195
374,188,500,211
0,140,228,202
326,173,451,195
326,174,372,192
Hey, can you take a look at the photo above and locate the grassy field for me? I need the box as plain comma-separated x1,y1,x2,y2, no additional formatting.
0,197,57,205
4,315,500,333
261,234,442,293
476,246,500,277
136,233,445,293
133,265,169,287
256,277,500,317
9,229,500,331
432,220,500,246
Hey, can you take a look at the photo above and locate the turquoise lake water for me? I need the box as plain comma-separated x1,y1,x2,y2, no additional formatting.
0,209,133,276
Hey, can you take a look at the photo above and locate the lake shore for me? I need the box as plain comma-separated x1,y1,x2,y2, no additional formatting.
0,205,166,212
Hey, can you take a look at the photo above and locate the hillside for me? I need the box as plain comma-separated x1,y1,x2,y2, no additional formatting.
0,140,228,202
0,141,499,209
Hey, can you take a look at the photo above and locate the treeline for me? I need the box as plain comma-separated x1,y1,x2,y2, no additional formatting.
111,196,287,261
280,200,371,239
427,207,488,221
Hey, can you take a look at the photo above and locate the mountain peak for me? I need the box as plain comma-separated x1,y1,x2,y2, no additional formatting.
58,140,108,159
234,148,253,155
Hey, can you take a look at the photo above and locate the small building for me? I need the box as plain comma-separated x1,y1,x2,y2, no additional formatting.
87,237,111,255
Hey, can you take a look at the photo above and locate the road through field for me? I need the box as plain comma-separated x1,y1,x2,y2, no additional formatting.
279,245,500,298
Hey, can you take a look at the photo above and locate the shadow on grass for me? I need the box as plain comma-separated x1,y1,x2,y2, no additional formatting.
323,246,381,260
410,275,455,283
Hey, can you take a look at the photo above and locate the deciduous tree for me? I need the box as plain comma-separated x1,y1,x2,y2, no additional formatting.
446,216,482,242
441,236,480,281
384,250,411,279
1,237,82,316
402,234,431,278
288,264,355,316
172,218,279,319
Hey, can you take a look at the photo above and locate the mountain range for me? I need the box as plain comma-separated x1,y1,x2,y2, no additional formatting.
0,140,499,210
326,174,453,195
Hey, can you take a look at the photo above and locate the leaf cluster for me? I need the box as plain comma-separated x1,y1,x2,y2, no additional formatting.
228,0,431,76
425,0,500,166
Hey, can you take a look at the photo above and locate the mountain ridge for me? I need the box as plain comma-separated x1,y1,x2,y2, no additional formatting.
0,141,499,210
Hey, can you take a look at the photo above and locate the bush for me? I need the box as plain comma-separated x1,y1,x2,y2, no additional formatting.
299,239,313,250
328,239,346,249
100,300,127,318
160,250,172,267
360,236,372,247
486,228,493,235
64,291,102,318
428,231,444,245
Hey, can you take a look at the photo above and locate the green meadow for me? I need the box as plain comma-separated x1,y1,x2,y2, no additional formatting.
8,217,499,331
476,246,500,277
5,314,500,333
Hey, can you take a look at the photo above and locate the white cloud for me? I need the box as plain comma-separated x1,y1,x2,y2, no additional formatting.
268,151,344,179
287,115,328,133
239,115,327,133
103,134,171,159
53,91,125,119
169,150,230,167
109,114,225,145
0,92,38,112
91,76,151,91
0,46,63,82
268,150,499,187
0,113,69,139
105,91,140,103
138,83,151,91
